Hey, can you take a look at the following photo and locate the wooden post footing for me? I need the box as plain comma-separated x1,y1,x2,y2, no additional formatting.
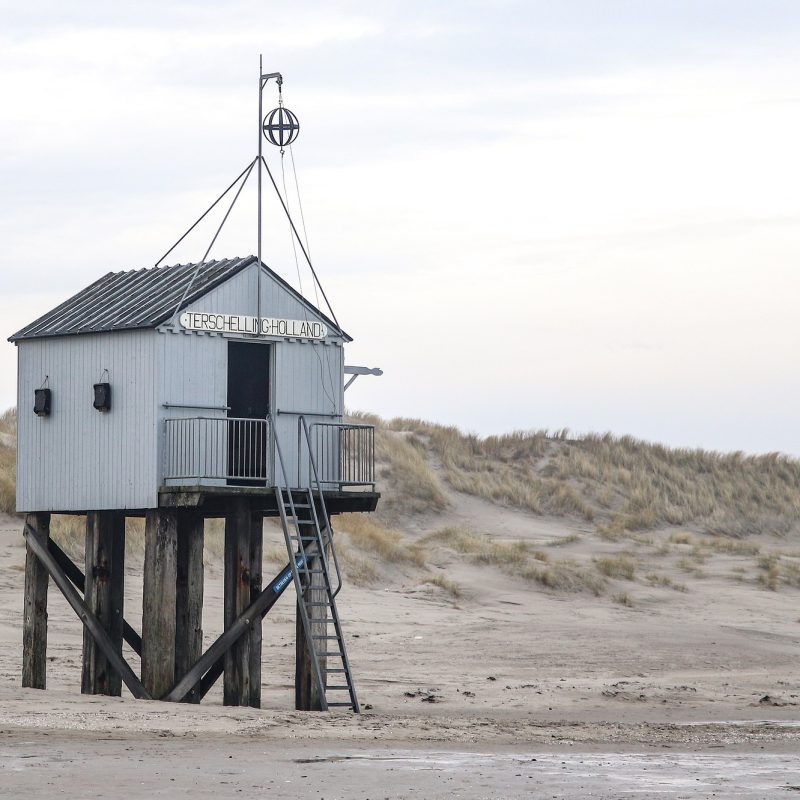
82,510,126,696
175,511,204,702
142,509,178,699
223,499,263,708
22,512,51,689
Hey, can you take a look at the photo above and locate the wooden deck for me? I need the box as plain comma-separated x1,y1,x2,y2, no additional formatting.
158,485,380,516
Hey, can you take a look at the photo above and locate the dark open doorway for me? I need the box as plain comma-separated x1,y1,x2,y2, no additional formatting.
227,341,270,485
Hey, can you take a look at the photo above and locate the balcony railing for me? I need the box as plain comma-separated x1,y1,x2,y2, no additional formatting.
163,416,272,486
162,415,375,491
304,422,375,490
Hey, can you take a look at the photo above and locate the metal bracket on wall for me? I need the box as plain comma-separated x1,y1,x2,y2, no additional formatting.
343,366,383,392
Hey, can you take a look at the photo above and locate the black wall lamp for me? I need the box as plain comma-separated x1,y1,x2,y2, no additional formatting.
93,369,111,412
34,377,51,417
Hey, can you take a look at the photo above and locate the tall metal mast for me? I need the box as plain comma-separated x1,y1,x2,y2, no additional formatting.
258,59,283,329
258,55,262,326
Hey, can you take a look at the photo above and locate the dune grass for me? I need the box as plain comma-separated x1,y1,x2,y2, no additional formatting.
349,412,448,518
756,554,800,590
422,525,605,595
337,513,426,567
0,408,16,515
594,555,636,580
370,414,800,538
420,574,462,598
383,417,595,521
645,572,688,592
613,592,634,607
6,400,800,603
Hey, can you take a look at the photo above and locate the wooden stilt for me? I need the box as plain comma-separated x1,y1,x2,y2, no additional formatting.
296,514,329,711
248,512,263,708
48,538,142,656
175,511,204,702
224,498,252,706
82,511,125,696
22,512,50,690
141,509,178,699
23,522,150,700
165,556,299,703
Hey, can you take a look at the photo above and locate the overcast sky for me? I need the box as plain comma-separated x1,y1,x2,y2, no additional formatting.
2,1,800,454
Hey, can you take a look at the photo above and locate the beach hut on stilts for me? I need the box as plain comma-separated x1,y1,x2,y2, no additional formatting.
10,61,381,711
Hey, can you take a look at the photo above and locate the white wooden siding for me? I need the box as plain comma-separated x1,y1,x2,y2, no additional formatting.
16,329,157,512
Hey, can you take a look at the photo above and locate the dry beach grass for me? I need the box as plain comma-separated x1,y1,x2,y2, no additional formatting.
368,413,800,538
5,406,800,604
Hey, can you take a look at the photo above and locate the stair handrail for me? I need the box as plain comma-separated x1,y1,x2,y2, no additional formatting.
297,415,344,597
269,411,329,709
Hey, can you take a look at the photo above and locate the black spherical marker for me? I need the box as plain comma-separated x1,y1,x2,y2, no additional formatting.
262,106,300,148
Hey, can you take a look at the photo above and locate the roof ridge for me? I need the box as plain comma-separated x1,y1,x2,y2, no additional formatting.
107,256,257,275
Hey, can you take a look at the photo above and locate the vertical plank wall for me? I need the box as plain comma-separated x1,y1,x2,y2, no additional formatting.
16,329,157,512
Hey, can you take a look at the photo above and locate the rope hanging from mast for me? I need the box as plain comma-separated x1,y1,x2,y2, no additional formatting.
172,158,256,318
260,154,341,332
152,64,341,335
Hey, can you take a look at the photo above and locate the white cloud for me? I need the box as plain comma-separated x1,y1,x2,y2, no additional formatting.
3,2,800,454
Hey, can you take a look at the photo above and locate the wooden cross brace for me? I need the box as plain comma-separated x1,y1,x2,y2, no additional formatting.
23,523,311,703
23,524,151,700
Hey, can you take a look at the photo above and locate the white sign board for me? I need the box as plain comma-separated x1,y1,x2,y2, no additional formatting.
179,311,328,340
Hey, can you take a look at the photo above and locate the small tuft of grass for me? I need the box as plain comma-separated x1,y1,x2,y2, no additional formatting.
677,557,706,577
594,555,636,580
520,561,606,595
613,592,633,607
596,523,624,542
420,574,462,599
645,572,688,592
545,533,581,547
756,553,780,590
339,514,426,567
705,536,761,556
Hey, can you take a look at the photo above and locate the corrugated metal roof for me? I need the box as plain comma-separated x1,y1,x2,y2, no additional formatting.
9,256,347,342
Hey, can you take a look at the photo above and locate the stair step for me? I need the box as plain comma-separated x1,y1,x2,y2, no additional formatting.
327,702,354,707
312,634,340,639
324,667,347,672
326,685,351,691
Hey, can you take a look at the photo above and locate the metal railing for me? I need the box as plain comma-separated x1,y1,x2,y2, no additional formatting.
162,414,375,490
303,421,375,490
163,416,272,485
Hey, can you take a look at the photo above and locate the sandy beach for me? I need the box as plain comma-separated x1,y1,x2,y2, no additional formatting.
1,487,798,799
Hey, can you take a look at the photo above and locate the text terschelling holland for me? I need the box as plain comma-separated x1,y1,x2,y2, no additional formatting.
179,312,328,340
